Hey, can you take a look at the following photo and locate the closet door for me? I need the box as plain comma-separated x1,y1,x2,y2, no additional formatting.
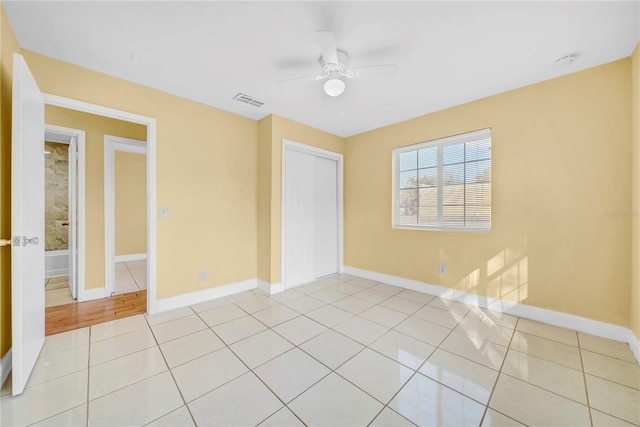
315,156,338,278
284,149,316,287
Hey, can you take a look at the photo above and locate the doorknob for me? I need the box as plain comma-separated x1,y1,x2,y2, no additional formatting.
0,239,10,247
22,236,39,246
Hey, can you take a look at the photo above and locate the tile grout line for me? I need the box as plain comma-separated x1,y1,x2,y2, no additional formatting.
79,286,390,426
362,301,473,426
32,274,636,426
192,308,312,426
141,311,200,427
373,310,464,424
21,330,92,426
253,290,402,425
262,280,492,425
477,315,520,427
126,262,142,291
85,325,92,426
194,281,410,425
577,333,595,427
496,327,621,412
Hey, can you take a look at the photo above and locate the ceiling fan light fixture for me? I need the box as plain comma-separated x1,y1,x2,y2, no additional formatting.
323,78,345,97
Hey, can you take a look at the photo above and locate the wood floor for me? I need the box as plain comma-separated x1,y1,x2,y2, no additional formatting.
45,290,147,336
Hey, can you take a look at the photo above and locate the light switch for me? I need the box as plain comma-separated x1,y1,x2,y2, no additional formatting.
160,206,169,218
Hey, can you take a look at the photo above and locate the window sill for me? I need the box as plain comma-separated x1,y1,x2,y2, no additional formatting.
392,224,491,233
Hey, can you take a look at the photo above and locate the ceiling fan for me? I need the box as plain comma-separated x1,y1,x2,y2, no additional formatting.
280,30,398,97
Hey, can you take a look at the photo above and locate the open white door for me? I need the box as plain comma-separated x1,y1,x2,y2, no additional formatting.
11,53,45,396
68,136,77,299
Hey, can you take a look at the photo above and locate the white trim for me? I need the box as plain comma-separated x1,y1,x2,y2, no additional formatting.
45,269,69,278
44,250,68,279
156,279,257,313
44,124,85,301
257,280,284,295
104,136,147,297
77,286,107,303
344,266,634,346
281,139,344,290
629,330,640,365
270,282,284,294
44,94,154,125
1,349,12,387
42,92,158,315
392,128,492,232
257,280,270,294
114,253,147,263
395,128,492,154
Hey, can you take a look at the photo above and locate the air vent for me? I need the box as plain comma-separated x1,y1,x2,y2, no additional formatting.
233,93,264,107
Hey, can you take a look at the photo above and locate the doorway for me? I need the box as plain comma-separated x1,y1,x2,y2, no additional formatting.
282,139,344,289
44,94,158,314
43,125,85,308
104,135,148,297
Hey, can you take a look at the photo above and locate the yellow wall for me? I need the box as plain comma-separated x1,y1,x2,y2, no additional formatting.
259,114,345,284
0,5,20,359
22,50,259,299
632,42,640,340
0,2,636,361
45,106,146,289
115,151,146,256
345,59,632,327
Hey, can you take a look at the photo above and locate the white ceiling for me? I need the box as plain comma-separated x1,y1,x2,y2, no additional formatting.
4,1,639,137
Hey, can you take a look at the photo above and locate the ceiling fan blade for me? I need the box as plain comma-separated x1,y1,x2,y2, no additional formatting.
277,74,326,84
316,30,338,64
347,64,398,79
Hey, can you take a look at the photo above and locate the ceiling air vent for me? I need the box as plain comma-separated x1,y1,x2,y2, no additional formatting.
233,93,264,107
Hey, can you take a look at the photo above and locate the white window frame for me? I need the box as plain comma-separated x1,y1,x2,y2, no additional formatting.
393,128,492,232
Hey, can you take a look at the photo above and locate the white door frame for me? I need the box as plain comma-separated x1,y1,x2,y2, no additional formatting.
104,135,147,296
43,93,158,315
281,139,344,290
44,125,86,301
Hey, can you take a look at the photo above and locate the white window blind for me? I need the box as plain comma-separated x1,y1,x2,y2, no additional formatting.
394,128,491,231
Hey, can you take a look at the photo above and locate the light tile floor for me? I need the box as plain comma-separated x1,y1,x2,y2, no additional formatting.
44,276,73,307
114,260,147,295
3,274,639,426
44,260,147,308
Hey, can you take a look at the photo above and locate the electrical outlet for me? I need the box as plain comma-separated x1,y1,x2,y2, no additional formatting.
199,270,207,281
439,264,447,274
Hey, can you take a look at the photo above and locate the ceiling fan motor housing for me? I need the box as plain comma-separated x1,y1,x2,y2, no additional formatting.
320,50,349,69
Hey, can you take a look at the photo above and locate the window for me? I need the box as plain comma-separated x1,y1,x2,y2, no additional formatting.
394,128,491,231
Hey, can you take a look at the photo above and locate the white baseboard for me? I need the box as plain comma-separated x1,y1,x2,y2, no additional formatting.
257,280,270,294
45,250,69,278
629,330,640,364
1,349,12,388
344,266,635,351
156,278,257,313
45,268,69,278
257,280,284,295
114,253,147,263
77,286,107,302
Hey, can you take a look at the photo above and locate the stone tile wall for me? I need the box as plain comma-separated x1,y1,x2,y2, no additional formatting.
45,141,69,251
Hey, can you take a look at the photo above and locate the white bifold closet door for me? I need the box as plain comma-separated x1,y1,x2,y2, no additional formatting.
284,149,338,289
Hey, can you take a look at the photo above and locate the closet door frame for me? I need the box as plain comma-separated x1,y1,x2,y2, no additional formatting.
281,139,344,289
